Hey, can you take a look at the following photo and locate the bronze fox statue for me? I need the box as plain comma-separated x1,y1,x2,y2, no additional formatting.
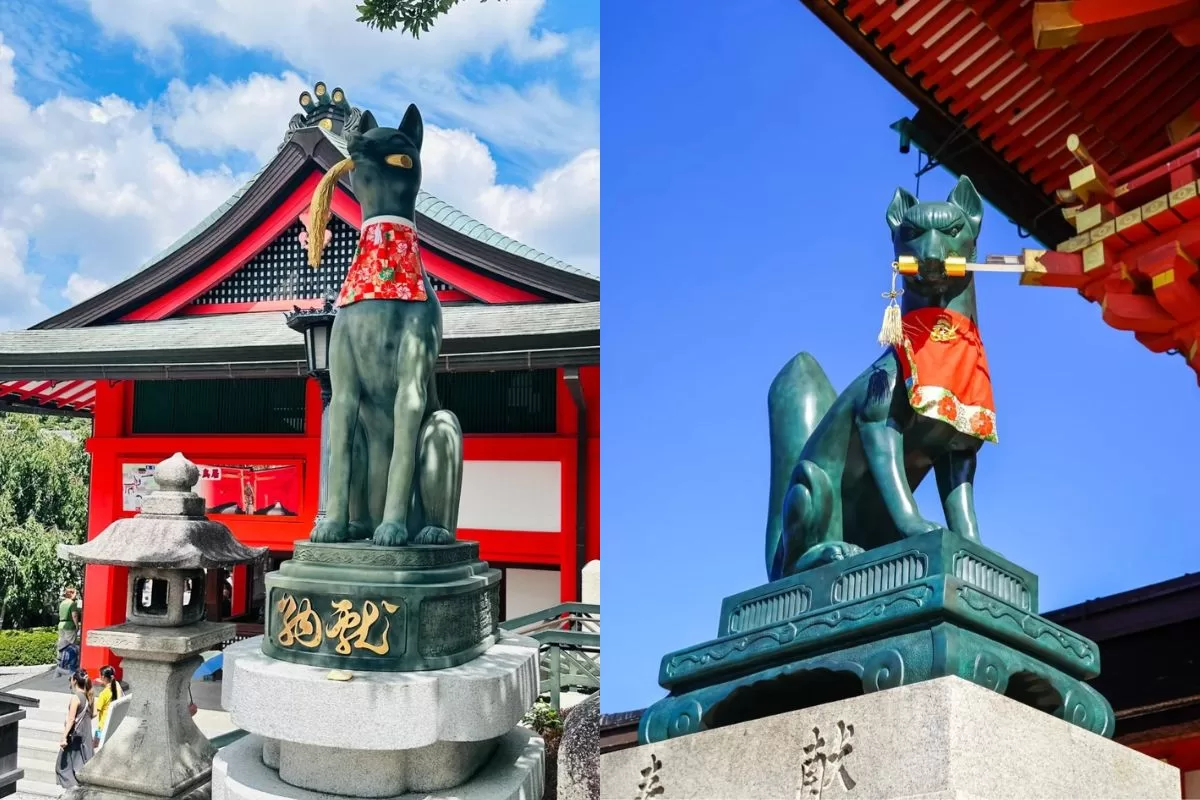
766,176,997,580
306,104,463,547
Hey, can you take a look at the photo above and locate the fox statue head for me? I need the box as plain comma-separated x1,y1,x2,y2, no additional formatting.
886,175,984,300
344,104,424,221
306,103,425,268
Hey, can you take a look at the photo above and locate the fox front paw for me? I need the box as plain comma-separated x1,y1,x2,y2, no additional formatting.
794,541,865,572
898,519,947,538
413,525,455,545
311,519,350,543
373,521,409,548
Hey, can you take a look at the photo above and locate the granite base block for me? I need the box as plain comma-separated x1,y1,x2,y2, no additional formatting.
602,676,1179,800
222,632,539,750
212,728,544,800
277,737,499,797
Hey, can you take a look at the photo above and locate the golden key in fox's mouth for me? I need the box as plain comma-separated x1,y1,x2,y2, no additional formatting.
894,252,1046,277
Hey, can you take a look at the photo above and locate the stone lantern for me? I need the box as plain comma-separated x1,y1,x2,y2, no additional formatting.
57,452,266,800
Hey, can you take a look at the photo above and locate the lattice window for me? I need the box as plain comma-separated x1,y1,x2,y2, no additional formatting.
193,217,453,305
132,379,307,434
436,370,557,434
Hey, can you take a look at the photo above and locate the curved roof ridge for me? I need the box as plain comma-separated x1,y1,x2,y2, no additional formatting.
101,125,594,306
115,163,268,285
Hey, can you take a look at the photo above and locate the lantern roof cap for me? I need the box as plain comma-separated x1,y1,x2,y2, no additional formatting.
58,452,267,569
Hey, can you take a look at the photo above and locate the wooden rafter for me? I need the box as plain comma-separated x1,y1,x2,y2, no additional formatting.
1033,0,1200,50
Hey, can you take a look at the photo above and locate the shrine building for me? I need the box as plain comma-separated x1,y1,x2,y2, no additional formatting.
0,84,600,675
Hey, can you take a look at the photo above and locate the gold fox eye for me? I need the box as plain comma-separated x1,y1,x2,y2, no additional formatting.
385,154,413,168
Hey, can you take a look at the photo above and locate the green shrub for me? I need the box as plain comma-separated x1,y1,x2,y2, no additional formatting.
0,627,57,666
521,700,564,736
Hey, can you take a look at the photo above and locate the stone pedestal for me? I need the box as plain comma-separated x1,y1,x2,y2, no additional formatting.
640,530,1114,745
66,621,235,800
263,541,500,671
602,676,1179,800
214,728,544,800
212,632,544,798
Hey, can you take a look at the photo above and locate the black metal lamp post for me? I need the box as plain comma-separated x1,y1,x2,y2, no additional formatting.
285,291,337,524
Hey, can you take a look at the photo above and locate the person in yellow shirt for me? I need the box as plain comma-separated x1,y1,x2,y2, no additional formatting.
92,665,123,748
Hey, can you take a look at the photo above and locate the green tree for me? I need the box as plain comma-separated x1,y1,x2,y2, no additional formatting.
0,413,91,629
355,0,505,37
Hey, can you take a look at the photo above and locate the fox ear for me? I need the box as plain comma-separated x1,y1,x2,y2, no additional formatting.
886,187,918,233
357,110,379,134
947,175,983,232
399,104,423,151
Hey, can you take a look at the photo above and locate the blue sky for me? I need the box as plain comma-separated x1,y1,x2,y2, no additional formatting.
0,0,598,327
600,0,1200,713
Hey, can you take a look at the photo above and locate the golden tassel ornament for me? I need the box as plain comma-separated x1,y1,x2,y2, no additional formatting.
307,157,356,268
877,263,904,347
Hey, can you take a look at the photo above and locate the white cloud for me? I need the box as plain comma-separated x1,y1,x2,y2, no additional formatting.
82,0,597,166
0,227,45,328
423,127,599,273
62,273,108,304
0,0,598,328
159,71,310,162
83,0,566,81
572,39,600,80
0,35,244,326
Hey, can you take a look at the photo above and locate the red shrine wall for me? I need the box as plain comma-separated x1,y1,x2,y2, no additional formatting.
79,367,600,676
1130,736,1200,798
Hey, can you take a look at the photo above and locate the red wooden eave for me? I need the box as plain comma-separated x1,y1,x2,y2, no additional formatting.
0,380,97,413
831,0,1200,199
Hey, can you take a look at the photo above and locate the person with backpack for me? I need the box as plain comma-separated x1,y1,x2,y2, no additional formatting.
55,669,95,787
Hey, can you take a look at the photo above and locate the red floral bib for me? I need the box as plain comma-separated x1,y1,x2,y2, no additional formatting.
895,307,997,443
336,216,428,308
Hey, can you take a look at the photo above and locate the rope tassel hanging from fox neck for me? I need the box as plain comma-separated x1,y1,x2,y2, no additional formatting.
878,263,904,347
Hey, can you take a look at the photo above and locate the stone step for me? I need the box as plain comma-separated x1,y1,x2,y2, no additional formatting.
16,710,64,792
19,718,63,742
16,762,58,791
15,776,63,798
17,705,63,725
6,690,70,724
19,736,63,762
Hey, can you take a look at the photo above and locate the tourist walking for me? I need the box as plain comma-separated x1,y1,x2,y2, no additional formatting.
55,587,82,677
93,665,123,748
56,668,95,787
56,587,80,651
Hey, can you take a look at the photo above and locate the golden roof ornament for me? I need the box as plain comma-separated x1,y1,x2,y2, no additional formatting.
284,80,364,141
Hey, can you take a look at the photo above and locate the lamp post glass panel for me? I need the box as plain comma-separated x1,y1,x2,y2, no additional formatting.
285,291,337,521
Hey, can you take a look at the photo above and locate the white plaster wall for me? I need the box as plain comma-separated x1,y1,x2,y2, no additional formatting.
582,560,600,604
1183,769,1200,799
459,461,561,532
505,568,561,621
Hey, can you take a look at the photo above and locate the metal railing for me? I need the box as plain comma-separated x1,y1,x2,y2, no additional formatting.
500,602,599,710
